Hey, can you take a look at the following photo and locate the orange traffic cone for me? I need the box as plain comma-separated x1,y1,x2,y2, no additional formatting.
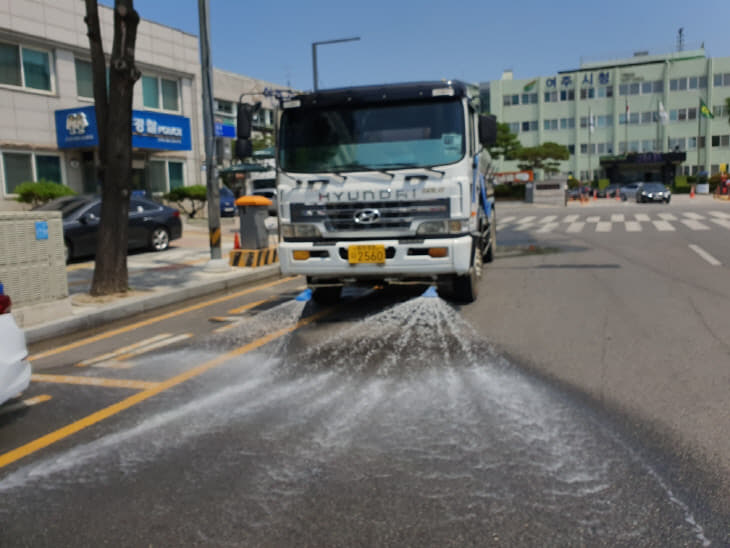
233,233,241,249
690,185,695,198
593,189,598,201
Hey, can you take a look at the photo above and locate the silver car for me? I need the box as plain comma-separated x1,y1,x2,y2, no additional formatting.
620,182,642,201
636,182,671,203
0,288,31,407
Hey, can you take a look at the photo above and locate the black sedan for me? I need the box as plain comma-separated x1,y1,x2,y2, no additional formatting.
37,195,182,262
636,183,671,203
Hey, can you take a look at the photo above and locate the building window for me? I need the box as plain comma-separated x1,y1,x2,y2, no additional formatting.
544,91,558,102
521,121,537,132
596,86,613,98
146,159,185,193
168,161,184,189
653,81,663,93
713,73,730,87
596,115,612,128
214,99,234,115
2,151,62,195
503,95,511,107
508,122,519,134
641,82,652,94
711,135,720,147
640,111,653,124
669,137,686,151
559,89,574,101
544,119,558,131
580,88,595,99
567,145,575,155
559,117,575,130
75,59,93,98
511,94,519,105
628,141,639,152
713,104,729,117
0,42,52,91
142,75,180,112
687,137,697,150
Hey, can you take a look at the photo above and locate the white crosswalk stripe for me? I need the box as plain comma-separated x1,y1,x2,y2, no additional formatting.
681,219,710,231
652,220,675,231
586,216,600,223
536,222,560,233
711,218,730,230
683,212,706,220
658,213,678,221
596,221,612,232
625,221,642,232
512,223,535,231
562,214,580,223
516,216,536,224
610,214,625,222
539,215,558,223
634,213,650,222
566,222,585,233
709,211,730,219
499,216,516,224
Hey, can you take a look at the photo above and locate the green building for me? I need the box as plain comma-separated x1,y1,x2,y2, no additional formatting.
482,48,730,183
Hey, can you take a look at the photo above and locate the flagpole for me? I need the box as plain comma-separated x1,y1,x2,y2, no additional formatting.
625,99,629,154
697,95,702,175
588,109,592,184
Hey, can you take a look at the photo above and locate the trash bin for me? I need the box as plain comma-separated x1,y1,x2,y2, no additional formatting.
235,195,272,249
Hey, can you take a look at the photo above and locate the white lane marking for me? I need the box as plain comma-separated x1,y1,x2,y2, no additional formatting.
710,218,730,230
681,219,710,231
562,214,580,223
77,334,173,366
596,221,612,232
516,215,536,224
536,222,560,233
683,212,706,220
611,214,625,222
634,213,650,222
625,221,642,232
688,244,722,266
566,222,585,233
499,216,516,224
709,210,730,219
586,216,600,223
538,215,558,223
512,223,536,232
652,220,676,232
90,334,193,368
658,213,677,221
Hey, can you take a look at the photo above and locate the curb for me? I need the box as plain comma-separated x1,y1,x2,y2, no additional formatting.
25,264,282,344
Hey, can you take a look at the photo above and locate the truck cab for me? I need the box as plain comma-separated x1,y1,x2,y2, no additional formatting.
249,81,496,303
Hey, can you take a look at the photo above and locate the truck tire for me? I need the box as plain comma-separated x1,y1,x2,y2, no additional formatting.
484,209,496,263
312,286,341,305
452,238,482,303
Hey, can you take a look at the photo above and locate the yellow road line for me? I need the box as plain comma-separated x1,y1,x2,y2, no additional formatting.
227,298,271,315
0,395,52,416
66,262,94,272
1,306,332,469
31,374,161,391
76,334,173,367
29,276,297,361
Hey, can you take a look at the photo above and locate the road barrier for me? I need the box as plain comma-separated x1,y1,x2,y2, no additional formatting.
229,247,279,267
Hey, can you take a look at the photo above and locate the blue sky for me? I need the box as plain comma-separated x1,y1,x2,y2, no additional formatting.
103,0,728,91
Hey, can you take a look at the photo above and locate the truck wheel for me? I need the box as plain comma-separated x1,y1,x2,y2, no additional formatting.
484,209,496,263
312,286,341,305
452,239,482,303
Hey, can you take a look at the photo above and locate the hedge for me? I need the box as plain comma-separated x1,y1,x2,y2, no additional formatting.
14,180,76,207
165,185,208,218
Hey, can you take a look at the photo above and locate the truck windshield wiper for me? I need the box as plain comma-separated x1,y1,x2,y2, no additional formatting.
376,163,446,177
333,163,395,179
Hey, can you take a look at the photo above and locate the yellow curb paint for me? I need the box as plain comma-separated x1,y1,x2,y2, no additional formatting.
0,395,53,416
31,374,161,390
29,276,298,361
1,307,332,469
227,297,271,315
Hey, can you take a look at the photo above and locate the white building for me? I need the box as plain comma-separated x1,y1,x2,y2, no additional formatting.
482,48,730,182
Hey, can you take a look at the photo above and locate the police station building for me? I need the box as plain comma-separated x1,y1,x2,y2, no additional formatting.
483,48,730,182
0,0,207,209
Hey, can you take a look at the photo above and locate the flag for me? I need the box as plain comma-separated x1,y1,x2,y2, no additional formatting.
658,101,669,125
523,79,537,92
625,99,630,121
700,98,714,119
589,110,595,133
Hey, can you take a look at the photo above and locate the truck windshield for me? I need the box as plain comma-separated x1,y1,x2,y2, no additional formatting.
279,99,465,173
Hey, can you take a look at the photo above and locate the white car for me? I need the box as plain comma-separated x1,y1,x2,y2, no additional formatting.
0,289,31,406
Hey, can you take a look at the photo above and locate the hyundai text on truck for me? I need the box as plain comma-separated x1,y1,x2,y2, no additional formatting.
236,81,498,303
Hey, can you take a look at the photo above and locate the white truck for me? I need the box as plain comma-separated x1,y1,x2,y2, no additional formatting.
238,81,498,303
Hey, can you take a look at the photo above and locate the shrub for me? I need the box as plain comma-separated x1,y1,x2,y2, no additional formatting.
494,184,525,200
598,178,610,190
165,185,207,218
14,180,76,207
673,175,690,194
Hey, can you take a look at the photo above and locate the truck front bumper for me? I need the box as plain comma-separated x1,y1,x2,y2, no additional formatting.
279,235,473,282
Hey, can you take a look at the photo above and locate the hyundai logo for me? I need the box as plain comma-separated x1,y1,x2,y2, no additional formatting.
353,208,381,224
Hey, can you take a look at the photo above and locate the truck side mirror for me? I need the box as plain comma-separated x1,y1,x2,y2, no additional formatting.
235,139,253,159
478,115,497,146
237,103,253,139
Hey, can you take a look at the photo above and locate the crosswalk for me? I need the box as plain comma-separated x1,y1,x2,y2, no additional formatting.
497,210,730,235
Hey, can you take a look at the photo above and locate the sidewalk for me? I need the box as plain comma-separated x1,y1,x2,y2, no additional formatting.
23,216,282,344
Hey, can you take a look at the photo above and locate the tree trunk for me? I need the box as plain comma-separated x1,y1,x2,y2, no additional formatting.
85,0,140,296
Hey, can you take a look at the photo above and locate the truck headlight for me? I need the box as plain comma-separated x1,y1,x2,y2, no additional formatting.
416,221,447,235
281,223,322,238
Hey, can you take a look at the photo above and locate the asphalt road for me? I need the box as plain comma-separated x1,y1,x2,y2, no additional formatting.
1,197,728,547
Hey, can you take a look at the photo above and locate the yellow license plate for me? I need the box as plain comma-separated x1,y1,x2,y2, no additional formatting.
348,245,386,264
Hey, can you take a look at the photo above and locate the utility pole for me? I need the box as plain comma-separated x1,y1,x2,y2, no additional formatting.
198,0,222,261
311,37,360,91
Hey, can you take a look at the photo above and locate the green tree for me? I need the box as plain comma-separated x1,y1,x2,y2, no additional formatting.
15,180,76,207
487,122,522,160
84,0,141,295
165,185,208,219
515,142,570,176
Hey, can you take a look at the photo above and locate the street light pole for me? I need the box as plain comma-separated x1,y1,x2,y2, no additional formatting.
311,37,360,91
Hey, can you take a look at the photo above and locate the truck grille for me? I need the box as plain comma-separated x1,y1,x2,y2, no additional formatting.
291,199,449,231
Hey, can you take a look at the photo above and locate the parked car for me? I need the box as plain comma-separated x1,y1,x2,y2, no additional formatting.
36,195,182,263
636,182,671,203
0,283,31,407
220,185,236,217
252,188,278,216
567,185,593,200
619,182,642,201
